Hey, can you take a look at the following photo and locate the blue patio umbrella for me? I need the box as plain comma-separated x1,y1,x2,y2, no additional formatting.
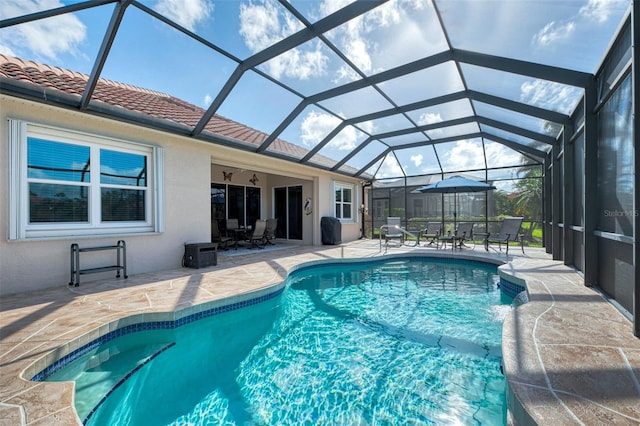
417,175,496,229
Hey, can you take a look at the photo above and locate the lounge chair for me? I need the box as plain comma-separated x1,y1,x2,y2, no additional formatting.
264,218,277,245
438,222,474,250
247,219,267,249
211,219,232,250
483,217,524,255
421,222,442,246
384,217,404,246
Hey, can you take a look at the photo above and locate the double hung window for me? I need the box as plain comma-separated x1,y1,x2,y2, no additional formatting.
9,120,163,239
334,182,354,221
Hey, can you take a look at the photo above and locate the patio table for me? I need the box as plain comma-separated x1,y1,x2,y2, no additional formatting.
227,227,247,250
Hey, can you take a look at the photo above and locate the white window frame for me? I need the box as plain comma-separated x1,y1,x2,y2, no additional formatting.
334,181,356,222
8,119,164,240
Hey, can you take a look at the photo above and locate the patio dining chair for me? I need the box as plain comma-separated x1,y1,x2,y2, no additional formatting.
265,218,278,245
483,217,524,255
247,219,267,249
226,218,239,232
211,219,232,250
438,222,474,250
383,217,405,246
421,222,442,247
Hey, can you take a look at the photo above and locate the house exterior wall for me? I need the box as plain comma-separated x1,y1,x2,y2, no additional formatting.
0,96,362,295
316,175,361,244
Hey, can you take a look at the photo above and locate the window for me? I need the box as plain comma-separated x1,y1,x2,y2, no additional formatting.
334,182,354,221
9,120,163,239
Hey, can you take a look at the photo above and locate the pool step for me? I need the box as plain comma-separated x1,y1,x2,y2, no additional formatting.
379,262,410,275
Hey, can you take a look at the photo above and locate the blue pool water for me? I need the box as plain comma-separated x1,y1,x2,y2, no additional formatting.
45,257,512,425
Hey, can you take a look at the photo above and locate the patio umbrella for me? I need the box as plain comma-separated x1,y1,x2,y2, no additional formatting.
417,175,496,229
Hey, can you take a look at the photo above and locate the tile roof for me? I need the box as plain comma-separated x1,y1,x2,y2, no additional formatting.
0,54,312,161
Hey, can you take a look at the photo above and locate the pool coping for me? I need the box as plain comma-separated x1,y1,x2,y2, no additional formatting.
498,259,640,425
27,283,286,383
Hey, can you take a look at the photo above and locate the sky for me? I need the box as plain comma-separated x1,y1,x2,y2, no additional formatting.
0,0,631,181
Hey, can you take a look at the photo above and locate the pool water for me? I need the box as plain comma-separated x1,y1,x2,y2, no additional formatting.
46,258,512,425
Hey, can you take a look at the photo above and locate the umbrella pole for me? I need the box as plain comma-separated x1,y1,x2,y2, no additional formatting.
454,193,457,231
441,193,445,233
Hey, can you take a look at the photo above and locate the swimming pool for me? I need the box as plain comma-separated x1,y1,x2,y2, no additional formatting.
41,257,512,425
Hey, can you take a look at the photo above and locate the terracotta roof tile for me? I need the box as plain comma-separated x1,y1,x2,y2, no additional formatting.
1,54,355,174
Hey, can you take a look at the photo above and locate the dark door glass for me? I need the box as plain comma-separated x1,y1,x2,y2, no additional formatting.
274,187,287,239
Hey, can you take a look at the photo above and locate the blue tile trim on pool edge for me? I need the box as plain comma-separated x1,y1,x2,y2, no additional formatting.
499,277,526,299
32,287,284,382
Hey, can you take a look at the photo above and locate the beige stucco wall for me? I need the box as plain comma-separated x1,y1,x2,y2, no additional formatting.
0,96,363,295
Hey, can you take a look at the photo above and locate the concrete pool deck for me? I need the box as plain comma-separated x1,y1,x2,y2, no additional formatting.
1,239,639,425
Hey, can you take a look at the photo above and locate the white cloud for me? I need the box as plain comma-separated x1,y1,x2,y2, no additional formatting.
300,111,340,147
356,120,376,135
319,0,353,18
579,0,626,24
375,153,404,178
441,140,523,173
327,0,431,84
0,43,17,57
532,21,576,47
442,140,485,171
410,154,423,167
520,79,582,115
300,111,363,151
156,0,213,32
0,0,86,60
202,93,213,107
326,0,406,82
334,64,360,83
342,37,371,73
417,112,443,126
532,0,626,48
329,15,374,82
484,141,522,167
330,126,361,150
239,0,283,51
239,0,327,80
418,112,444,137
264,44,329,80
300,111,338,147
364,0,402,31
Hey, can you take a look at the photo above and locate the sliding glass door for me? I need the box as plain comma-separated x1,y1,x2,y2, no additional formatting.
211,183,261,229
274,185,302,240
228,185,245,226
246,187,260,229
